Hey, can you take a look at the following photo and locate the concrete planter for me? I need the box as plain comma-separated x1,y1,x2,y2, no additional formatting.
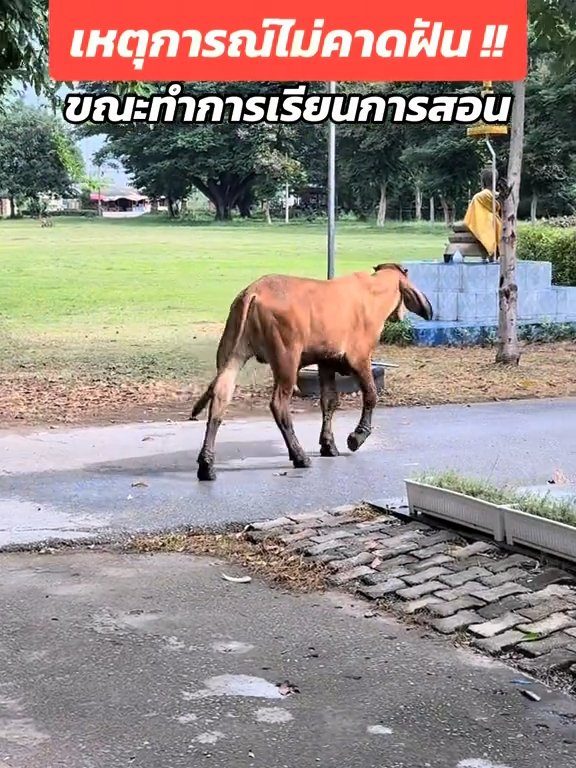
504,508,576,564
296,361,397,398
405,480,576,563
405,480,505,541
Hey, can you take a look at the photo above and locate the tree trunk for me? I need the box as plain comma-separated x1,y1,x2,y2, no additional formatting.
9,195,16,219
263,200,272,225
167,197,181,218
237,194,252,218
440,195,453,227
214,199,232,221
496,79,525,366
209,187,232,221
530,191,538,224
376,182,387,227
191,174,255,221
429,195,435,223
414,184,423,221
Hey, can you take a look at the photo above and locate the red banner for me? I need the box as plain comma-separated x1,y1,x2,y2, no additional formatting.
49,0,527,82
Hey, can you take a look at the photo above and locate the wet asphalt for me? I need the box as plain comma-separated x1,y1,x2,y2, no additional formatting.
1,550,575,768
1,398,575,549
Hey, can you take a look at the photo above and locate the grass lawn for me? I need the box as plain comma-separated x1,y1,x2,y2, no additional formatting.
1,216,446,332
0,216,447,381
1,216,575,426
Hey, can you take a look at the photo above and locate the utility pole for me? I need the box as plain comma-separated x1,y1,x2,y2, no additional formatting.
97,164,103,217
284,181,290,224
327,81,336,279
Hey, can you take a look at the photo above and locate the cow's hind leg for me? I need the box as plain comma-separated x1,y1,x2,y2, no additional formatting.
347,359,377,453
270,356,310,469
197,358,244,481
318,364,339,457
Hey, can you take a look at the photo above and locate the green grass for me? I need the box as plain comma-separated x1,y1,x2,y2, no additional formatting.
1,217,446,329
420,471,576,527
0,217,448,381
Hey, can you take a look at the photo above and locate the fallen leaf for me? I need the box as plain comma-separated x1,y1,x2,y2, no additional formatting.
521,690,541,702
221,574,252,584
276,680,300,696
131,481,149,488
549,469,570,485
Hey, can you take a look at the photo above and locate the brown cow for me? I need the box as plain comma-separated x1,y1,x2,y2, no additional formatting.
191,263,433,481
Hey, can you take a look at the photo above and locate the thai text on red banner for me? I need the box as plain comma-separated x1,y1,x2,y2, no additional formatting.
49,0,527,82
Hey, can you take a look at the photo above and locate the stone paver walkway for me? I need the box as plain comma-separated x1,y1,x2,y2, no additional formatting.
245,505,576,683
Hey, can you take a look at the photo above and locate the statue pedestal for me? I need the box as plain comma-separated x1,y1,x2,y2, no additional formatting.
401,261,576,346
443,222,492,262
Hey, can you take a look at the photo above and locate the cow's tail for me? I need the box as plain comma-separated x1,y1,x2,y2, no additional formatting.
189,291,257,420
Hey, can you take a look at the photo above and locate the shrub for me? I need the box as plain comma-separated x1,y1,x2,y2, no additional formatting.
540,215,576,229
380,318,414,346
518,321,576,343
518,226,576,286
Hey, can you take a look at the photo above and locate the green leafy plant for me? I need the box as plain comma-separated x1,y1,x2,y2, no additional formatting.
518,226,576,286
418,470,576,527
380,318,414,346
518,321,576,343
541,215,576,228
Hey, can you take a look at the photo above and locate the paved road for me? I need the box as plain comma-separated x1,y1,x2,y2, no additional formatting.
1,549,575,768
1,398,575,549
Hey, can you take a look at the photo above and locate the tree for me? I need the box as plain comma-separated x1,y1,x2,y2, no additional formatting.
251,149,305,224
96,120,291,221
403,157,427,221
521,57,576,219
80,82,310,221
338,121,405,225
497,0,576,365
0,0,49,101
0,103,83,215
92,123,194,217
401,129,483,225
495,80,525,365
328,83,404,225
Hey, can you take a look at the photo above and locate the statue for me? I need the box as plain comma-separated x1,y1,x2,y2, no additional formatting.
443,167,502,263
464,167,502,262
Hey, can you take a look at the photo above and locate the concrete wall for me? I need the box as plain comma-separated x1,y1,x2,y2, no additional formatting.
402,261,576,326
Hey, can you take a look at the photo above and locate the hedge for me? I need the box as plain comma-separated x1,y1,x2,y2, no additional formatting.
518,226,576,286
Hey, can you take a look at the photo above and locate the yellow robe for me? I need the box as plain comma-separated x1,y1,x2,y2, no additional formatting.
464,189,502,257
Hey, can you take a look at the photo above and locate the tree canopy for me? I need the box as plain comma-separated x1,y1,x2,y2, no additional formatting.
0,0,48,100
0,103,83,212
2,0,571,223
79,71,576,223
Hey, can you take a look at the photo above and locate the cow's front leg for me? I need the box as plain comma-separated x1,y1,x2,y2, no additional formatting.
347,360,377,452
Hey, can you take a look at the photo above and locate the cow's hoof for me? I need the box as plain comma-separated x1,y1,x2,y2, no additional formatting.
320,443,339,457
293,455,312,469
347,432,366,452
197,463,216,481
